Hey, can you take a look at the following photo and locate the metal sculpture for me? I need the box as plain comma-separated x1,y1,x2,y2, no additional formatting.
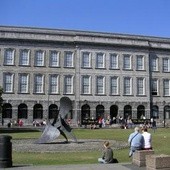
36,97,77,144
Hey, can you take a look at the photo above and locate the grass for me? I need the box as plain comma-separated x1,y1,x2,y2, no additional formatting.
2,127,170,166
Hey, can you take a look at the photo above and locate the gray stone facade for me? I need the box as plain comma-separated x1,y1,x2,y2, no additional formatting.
0,26,170,126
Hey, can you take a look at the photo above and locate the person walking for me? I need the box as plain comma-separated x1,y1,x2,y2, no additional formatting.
128,127,144,157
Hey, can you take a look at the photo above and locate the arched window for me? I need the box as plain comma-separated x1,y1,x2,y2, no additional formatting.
2,103,12,118
110,105,118,119
18,103,28,119
48,104,58,119
81,104,90,122
96,105,104,119
137,105,145,119
33,104,43,119
164,106,170,119
124,105,132,119
151,105,159,119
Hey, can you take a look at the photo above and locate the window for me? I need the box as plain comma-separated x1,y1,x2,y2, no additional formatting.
82,52,91,68
136,55,144,70
163,58,170,72
64,75,73,94
49,75,59,94
124,77,132,95
19,74,29,93
3,73,14,93
123,54,132,69
33,104,43,119
49,51,59,67
151,57,158,71
34,74,44,93
64,52,74,67
2,103,12,118
20,49,30,66
18,104,28,119
110,53,118,69
82,75,91,94
96,76,105,94
4,49,15,65
35,50,45,66
163,79,170,96
110,77,118,95
152,105,159,119
96,53,105,68
137,78,145,95
152,79,158,95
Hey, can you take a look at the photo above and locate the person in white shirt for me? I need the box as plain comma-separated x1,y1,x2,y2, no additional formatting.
141,126,152,150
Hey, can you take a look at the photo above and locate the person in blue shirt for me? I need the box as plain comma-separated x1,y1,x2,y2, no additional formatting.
128,126,144,157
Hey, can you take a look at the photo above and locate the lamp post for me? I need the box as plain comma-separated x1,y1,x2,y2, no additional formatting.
47,88,50,121
0,87,3,126
163,101,166,128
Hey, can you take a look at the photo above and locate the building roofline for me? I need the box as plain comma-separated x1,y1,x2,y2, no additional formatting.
0,25,170,42
0,25,170,50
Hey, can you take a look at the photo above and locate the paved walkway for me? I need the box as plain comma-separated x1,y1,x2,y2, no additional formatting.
3,163,146,170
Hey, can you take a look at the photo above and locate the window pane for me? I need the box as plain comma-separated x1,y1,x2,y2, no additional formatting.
50,51,59,67
82,76,90,94
20,50,30,65
137,55,144,70
110,77,118,95
137,78,144,95
96,76,105,94
164,80,170,96
152,57,158,71
4,49,14,65
82,52,91,68
64,76,73,94
124,77,131,95
110,54,118,69
50,75,58,93
163,58,170,72
19,74,28,93
35,51,44,66
96,53,104,68
35,75,44,93
64,52,73,67
123,55,131,69
152,79,158,95
4,74,14,92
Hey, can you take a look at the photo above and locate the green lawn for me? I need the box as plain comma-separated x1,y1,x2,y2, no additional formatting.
2,127,170,165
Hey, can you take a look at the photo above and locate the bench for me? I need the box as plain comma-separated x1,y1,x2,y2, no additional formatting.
146,154,170,170
132,150,154,167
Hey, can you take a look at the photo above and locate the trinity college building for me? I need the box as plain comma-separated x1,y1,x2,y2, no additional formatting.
0,26,170,126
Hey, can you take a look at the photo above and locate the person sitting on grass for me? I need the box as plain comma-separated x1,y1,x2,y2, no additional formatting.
98,141,115,163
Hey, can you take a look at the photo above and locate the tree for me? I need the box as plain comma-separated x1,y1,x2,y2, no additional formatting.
0,86,3,125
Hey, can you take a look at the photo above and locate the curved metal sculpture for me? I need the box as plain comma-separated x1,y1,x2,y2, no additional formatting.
37,97,77,144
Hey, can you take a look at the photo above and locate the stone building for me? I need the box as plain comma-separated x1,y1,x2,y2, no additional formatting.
0,26,170,126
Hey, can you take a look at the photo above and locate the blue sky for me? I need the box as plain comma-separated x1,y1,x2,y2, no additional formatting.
0,0,170,38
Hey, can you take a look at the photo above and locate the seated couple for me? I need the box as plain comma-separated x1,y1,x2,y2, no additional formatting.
128,126,152,157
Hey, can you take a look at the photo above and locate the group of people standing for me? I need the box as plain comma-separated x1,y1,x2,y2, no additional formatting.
128,126,152,157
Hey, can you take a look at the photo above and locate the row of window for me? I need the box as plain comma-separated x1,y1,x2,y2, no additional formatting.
3,102,170,120
3,73,170,96
1,48,170,72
